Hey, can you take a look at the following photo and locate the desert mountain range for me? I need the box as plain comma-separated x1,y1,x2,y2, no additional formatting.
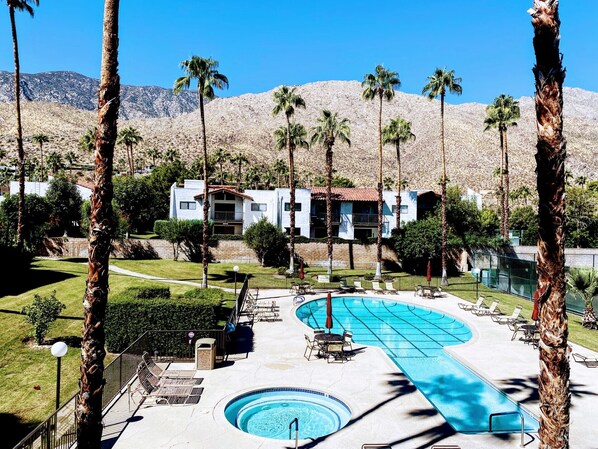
1,71,597,193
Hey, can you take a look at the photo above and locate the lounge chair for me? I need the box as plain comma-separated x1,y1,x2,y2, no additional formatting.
304,334,321,360
458,295,486,311
471,300,500,316
142,352,197,379
371,281,386,294
572,352,598,368
133,363,203,406
384,281,398,294
491,305,525,325
342,330,353,351
353,280,366,293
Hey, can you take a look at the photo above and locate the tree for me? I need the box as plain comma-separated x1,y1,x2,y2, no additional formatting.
79,127,97,153
46,151,64,176
273,159,289,188
394,215,442,275
31,133,49,181
163,147,179,163
231,152,249,191
117,126,142,176
174,56,229,288
484,94,520,239
362,64,401,280
310,110,351,275
272,86,306,274
113,176,153,236
422,67,462,286
566,268,598,329
383,116,415,230
64,150,79,176
564,186,598,248
510,205,538,245
46,175,83,236
213,147,230,185
145,147,162,166
8,0,39,250
0,192,50,250
78,0,120,446
22,290,65,345
243,217,288,267
530,1,570,447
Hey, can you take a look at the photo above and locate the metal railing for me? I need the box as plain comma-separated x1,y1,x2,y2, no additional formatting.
352,213,379,226
489,411,525,448
212,211,243,222
289,418,299,449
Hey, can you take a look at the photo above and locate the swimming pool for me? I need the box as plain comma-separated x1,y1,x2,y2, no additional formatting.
296,296,539,434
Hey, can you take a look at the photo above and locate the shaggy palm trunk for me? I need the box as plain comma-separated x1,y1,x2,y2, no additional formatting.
287,116,295,274
440,93,448,286
499,128,506,238
39,143,44,181
504,127,510,239
531,1,570,448
375,94,383,279
395,141,402,230
326,142,333,276
77,1,120,447
9,7,25,251
199,89,209,288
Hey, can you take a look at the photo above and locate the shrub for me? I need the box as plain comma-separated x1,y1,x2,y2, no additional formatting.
22,291,66,345
244,217,288,267
153,218,215,261
122,286,171,299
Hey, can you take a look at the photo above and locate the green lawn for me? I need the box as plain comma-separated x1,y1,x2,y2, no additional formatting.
1,257,596,447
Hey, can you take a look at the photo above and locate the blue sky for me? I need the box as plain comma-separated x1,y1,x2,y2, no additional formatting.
1,1,596,105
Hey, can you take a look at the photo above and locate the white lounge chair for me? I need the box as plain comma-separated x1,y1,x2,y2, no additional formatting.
492,305,525,325
353,280,366,293
472,300,500,316
384,281,398,294
572,352,598,368
458,295,486,311
371,281,386,294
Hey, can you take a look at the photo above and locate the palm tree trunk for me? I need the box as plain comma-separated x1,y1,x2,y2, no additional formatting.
375,94,383,279
326,144,333,276
237,161,242,191
531,1,570,448
287,117,295,274
395,141,401,230
440,93,448,286
77,1,120,447
10,7,25,251
499,127,506,238
504,127,510,240
199,89,209,288
39,143,45,181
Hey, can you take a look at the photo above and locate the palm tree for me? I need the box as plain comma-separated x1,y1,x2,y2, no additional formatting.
64,150,78,176
46,151,63,175
362,65,401,279
174,56,228,288
566,268,598,329
575,176,587,188
383,116,415,230
31,133,49,181
117,126,142,176
145,147,162,166
163,147,179,163
273,159,289,188
77,1,120,447
422,67,462,286
213,147,230,185
231,152,249,191
79,127,97,153
530,2,570,448
484,94,520,239
272,86,306,274
8,0,39,250
310,110,351,276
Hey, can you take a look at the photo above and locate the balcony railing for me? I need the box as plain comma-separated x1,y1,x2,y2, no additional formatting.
310,213,341,224
352,213,379,226
212,211,243,222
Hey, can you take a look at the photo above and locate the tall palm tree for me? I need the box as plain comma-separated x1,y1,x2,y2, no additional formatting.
422,67,462,286
530,1,570,448
65,150,78,176
117,126,142,176
566,268,598,329
484,94,520,239
272,86,306,274
7,0,39,250
310,110,351,276
163,147,179,163
79,127,97,154
383,116,415,230
145,146,162,166
231,152,249,191
46,151,63,175
77,0,120,447
31,133,49,181
213,147,230,185
273,159,289,188
174,56,228,288
362,65,400,279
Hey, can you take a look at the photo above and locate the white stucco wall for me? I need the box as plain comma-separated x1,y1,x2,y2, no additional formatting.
9,180,92,201
169,180,202,220
243,190,277,229
276,188,311,238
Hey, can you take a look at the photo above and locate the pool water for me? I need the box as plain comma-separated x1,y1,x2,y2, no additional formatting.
296,296,539,434
224,388,351,440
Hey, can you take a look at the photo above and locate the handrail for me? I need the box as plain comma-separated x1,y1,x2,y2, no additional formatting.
289,417,299,448
489,411,525,447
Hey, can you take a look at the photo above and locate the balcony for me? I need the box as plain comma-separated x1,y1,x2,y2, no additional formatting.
212,211,243,223
352,213,379,226
310,212,341,225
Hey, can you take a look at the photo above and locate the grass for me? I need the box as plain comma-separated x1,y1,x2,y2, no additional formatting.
1,257,597,446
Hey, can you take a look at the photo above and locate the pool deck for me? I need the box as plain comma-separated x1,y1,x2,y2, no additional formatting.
102,289,598,449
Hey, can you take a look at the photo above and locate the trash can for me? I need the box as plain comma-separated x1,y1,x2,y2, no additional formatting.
195,337,216,370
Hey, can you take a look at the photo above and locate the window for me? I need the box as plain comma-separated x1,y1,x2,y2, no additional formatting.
180,201,196,210
214,192,236,201
284,202,302,212
284,227,301,235
392,205,409,214
251,203,267,212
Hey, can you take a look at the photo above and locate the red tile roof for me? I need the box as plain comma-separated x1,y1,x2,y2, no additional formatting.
310,187,378,202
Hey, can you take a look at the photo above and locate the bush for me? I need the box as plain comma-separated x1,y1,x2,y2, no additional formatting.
394,216,442,275
153,218,215,261
243,217,288,267
122,286,171,299
22,290,66,344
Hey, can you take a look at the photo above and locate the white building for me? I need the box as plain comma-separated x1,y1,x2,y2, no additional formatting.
170,180,417,238
9,179,92,201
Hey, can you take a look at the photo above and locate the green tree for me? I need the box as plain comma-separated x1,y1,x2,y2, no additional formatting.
46,151,64,175
422,67,462,286
383,116,415,230
244,217,288,267
362,64,401,280
231,152,249,191
565,186,598,248
566,268,598,329
64,150,78,176
272,159,289,188
46,175,83,236
113,176,154,236
117,127,143,176
484,94,520,239
213,147,230,185
0,193,50,250
31,133,49,181
154,219,186,260
145,147,162,166
79,127,97,153
509,206,538,246
21,290,65,345
163,147,179,163
174,55,229,288
146,160,191,220
383,176,394,190
394,216,442,275
310,110,350,276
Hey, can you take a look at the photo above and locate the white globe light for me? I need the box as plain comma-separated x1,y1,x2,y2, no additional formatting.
233,265,239,272
51,341,68,358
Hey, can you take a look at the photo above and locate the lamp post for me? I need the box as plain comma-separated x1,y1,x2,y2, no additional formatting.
51,341,68,410
233,265,239,296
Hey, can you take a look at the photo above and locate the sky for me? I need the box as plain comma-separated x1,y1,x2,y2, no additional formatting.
0,1,597,105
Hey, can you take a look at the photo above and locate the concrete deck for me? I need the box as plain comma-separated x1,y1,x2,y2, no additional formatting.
101,289,598,449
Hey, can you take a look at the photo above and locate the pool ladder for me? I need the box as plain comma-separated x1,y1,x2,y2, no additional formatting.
489,411,525,448
289,417,299,449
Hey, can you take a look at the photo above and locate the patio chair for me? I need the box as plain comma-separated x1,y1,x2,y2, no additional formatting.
458,295,486,311
133,363,204,406
304,334,321,361
371,281,386,294
414,284,423,297
354,280,366,293
342,330,353,351
572,352,598,368
491,305,525,325
471,300,501,316
326,341,348,363
384,281,398,294
142,352,197,379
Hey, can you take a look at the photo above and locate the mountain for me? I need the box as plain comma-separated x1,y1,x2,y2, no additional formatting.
1,75,597,193
0,71,197,119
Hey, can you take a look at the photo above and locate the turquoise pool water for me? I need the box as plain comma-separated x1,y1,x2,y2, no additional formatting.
224,387,352,440
296,296,539,434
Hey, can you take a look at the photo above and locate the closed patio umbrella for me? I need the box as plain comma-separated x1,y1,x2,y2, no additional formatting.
531,289,540,321
325,291,333,332
299,260,304,280
426,260,432,286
